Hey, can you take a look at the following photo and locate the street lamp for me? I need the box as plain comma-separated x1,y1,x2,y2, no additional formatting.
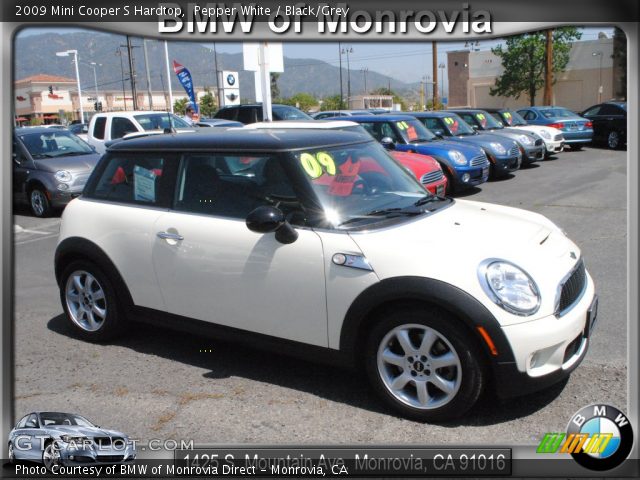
82,61,102,109
361,67,369,94
438,62,446,103
592,51,603,103
56,49,84,122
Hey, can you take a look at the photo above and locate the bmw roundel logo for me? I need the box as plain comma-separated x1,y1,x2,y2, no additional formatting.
227,74,236,86
566,404,634,471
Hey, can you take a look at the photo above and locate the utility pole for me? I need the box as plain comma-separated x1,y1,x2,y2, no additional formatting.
213,42,221,108
125,35,138,110
142,39,153,110
338,42,344,109
361,67,369,94
164,41,174,113
432,41,439,107
115,48,128,110
544,29,553,105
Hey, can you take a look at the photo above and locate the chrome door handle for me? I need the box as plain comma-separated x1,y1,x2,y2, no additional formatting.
157,231,184,241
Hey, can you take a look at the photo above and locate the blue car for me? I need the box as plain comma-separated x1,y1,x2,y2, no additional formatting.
409,112,521,178
516,106,593,150
327,114,489,191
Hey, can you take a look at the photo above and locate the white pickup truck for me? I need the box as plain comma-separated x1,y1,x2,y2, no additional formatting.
86,111,195,154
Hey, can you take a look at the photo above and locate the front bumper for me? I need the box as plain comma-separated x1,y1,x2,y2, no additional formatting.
493,274,596,398
450,164,490,189
544,138,565,154
522,145,545,164
488,152,521,176
59,444,136,465
423,176,448,196
50,188,83,208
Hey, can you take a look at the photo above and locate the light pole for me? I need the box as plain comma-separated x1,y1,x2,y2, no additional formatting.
592,51,603,103
115,48,128,110
341,46,353,107
361,67,369,94
81,61,101,109
438,62,446,103
56,49,84,122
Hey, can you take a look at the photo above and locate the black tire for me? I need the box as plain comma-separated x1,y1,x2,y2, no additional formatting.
42,441,61,471
569,144,583,151
364,306,485,422
607,130,621,150
59,259,126,341
29,187,52,218
8,442,15,464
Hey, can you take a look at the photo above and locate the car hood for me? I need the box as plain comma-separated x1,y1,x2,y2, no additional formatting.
34,153,100,173
446,132,516,151
350,199,581,325
45,425,126,438
508,124,562,137
408,139,484,158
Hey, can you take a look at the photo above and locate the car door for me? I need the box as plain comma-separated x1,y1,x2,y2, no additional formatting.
582,105,603,141
10,415,30,460
597,104,625,139
21,413,41,460
151,152,329,346
12,136,35,202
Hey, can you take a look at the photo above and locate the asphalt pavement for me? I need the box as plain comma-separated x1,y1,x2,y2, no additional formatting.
13,145,627,447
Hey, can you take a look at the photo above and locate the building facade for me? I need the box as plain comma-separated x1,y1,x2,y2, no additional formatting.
447,37,620,111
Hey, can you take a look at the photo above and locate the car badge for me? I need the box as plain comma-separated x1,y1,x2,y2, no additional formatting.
570,251,577,260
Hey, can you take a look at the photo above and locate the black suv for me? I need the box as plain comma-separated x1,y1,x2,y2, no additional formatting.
214,104,312,124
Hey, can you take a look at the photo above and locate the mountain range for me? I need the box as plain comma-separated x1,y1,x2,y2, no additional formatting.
15,32,421,103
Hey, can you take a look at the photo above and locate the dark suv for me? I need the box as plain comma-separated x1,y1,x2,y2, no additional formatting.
214,104,312,124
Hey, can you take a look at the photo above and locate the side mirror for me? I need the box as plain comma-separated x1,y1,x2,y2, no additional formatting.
12,152,20,164
380,137,396,150
246,206,298,244
432,129,445,138
472,124,479,130
82,126,88,133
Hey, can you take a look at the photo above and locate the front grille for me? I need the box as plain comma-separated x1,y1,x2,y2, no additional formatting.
96,455,125,463
420,170,444,185
557,260,587,315
535,138,543,146
470,154,488,167
509,144,519,156
554,134,564,141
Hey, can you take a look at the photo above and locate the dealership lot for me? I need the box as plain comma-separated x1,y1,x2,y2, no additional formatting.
14,146,626,445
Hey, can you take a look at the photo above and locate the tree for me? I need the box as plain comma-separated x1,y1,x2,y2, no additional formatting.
612,27,627,100
320,95,346,111
173,98,189,115
199,90,217,117
490,28,582,106
270,73,280,100
281,93,317,112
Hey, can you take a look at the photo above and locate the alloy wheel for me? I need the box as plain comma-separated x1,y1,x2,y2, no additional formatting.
42,442,60,471
65,270,108,332
607,131,620,149
30,190,46,217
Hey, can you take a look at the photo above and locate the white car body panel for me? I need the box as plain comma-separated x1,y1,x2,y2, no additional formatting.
509,125,564,153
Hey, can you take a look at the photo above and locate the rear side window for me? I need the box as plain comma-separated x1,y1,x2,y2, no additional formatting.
86,153,177,207
111,117,138,139
92,117,107,140
599,104,623,116
521,110,536,121
237,107,257,124
216,108,238,121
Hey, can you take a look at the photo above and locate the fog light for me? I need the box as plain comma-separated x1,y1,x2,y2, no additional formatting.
529,352,541,369
462,173,471,183
69,455,75,461
57,183,69,191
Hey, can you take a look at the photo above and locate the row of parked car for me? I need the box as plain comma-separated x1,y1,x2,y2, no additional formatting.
13,101,625,218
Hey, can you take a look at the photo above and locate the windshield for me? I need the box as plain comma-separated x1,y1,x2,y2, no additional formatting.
291,141,443,228
18,130,93,158
441,115,475,136
394,119,436,143
134,113,191,130
39,412,94,427
474,112,503,129
502,110,528,126
539,108,578,119
272,105,313,120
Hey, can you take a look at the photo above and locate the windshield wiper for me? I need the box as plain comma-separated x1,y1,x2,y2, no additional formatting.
413,195,445,207
53,151,89,157
337,207,423,227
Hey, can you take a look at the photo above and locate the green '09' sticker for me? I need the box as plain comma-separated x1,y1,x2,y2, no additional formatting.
300,152,336,179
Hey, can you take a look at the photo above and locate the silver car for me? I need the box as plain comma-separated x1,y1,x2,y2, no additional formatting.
8,412,135,470
13,127,100,217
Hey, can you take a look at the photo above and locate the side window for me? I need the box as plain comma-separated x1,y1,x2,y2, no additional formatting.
521,110,536,121
238,107,256,124
175,153,300,221
599,104,620,116
423,118,442,131
87,153,175,207
25,414,38,428
460,113,477,126
380,123,400,142
490,112,505,124
93,117,107,140
110,117,138,139
583,106,601,116
358,123,378,139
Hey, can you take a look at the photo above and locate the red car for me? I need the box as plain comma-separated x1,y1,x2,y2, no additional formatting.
390,151,448,195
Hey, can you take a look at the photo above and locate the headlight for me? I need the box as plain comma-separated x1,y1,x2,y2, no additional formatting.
448,150,467,165
518,134,533,146
539,130,551,140
479,260,540,315
489,142,506,155
55,170,72,183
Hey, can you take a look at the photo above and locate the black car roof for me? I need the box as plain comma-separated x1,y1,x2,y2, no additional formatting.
107,129,373,152
15,127,68,135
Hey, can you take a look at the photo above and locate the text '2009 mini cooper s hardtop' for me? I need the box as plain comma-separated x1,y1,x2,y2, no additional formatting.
55,129,597,421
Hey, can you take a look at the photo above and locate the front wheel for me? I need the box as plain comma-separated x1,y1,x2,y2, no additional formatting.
60,260,125,341
42,442,61,471
364,307,485,422
29,188,52,218
8,442,15,464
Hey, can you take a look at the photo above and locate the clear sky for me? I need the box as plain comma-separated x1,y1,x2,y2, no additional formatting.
18,27,613,87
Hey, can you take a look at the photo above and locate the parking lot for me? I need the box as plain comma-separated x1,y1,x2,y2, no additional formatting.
14,145,626,447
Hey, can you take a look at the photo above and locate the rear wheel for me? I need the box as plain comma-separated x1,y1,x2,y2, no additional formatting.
607,130,621,149
364,307,485,422
60,260,126,341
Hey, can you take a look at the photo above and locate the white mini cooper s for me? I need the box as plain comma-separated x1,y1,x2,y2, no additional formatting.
55,129,597,421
